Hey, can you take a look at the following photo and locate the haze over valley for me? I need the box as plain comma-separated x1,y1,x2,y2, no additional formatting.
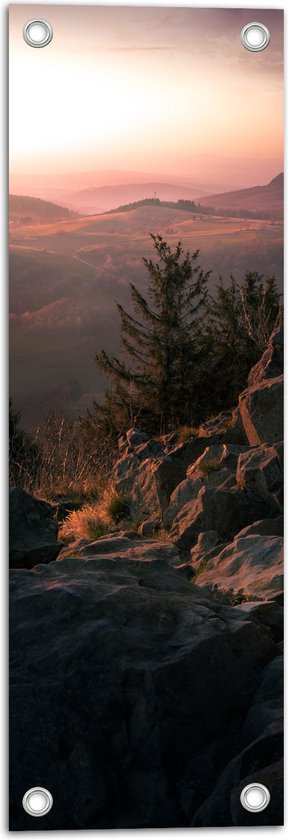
10,173,283,427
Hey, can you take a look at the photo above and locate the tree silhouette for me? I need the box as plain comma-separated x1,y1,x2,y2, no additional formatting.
95,235,210,434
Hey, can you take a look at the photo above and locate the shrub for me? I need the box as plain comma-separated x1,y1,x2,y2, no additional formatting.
104,490,130,523
13,412,115,502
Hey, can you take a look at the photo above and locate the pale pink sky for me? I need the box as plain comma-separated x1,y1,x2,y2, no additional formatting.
9,5,283,185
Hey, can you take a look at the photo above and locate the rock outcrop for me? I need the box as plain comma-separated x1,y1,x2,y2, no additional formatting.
9,488,63,569
9,327,283,829
10,536,281,830
238,324,283,447
239,376,283,446
114,427,246,520
248,324,283,387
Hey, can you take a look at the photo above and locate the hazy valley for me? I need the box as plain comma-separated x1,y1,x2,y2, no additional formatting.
10,175,283,427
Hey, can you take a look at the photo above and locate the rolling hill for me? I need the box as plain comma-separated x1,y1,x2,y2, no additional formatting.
196,174,283,220
61,182,209,215
9,195,75,225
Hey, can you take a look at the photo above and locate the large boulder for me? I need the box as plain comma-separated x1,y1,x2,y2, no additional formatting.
10,535,277,830
195,533,283,601
236,445,282,505
113,428,164,518
235,601,283,644
239,375,283,446
163,476,203,528
190,530,227,567
9,487,63,569
192,650,283,827
170,484,273,552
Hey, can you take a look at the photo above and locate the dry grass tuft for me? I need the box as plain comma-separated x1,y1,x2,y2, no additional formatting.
59,505,108,542
177,425,200,444
198,458,222,476
59,485,130,543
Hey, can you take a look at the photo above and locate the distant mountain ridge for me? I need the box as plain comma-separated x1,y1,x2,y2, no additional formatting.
196,173,283,219
10,171,283,226
62,182,209,214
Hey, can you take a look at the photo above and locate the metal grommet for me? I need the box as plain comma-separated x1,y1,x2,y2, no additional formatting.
22,787,53,817
240,22,270,52
23,19,53,48
240,783,270,813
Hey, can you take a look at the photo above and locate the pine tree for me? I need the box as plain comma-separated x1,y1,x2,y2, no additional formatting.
239,271,281,353
94,235,210,434
200,271,281,418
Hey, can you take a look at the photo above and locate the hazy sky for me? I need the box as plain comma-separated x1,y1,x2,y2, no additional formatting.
9,5,283,184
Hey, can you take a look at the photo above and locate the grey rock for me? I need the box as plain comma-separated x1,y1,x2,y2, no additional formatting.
242,654,283,743
239,374,283,446
126,427,150,447
163,476,202,528
190,530,226,570
195,534,283,600
171,484,272,551
9,488,62,569
248,324,283,388
236,444,282,500
234,600,283,643
188,443,251,479
197,411,234,437
113,432,164,518
10,542,276,830
164,443,249,531
236,516,283,538
154,429,245,514
138,518,160,537
192,529,221,557
230,404,249,443
114,430,247,522
192,728,283,827
191,644,283,827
